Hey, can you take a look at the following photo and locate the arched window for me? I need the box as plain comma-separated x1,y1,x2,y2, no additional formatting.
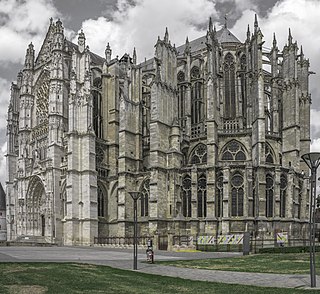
216,172,223,217
140,179,150,217
265,93,272,134
98,184,106,217
190,144,207,165
190,66,203,125
182,175,192,217
197,174,207,217
265,144,274,164
298,180,303,219
224,53,236,118
221,140,246,161
266,174,274,217
92,77,103,138
280,174,287,218
178,85,186,122
240,55,247,119
231,171,244,216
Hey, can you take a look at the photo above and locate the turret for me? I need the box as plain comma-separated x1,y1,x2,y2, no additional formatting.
132,47,137,65
78,29,86,53
24,43,34,70
105,42,112,63
52,19,64,51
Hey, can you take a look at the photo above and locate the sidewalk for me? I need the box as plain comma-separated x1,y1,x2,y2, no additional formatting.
0,246,319,290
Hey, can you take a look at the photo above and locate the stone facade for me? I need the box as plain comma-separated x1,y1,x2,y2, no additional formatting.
0,183,6,241
6,16,311,246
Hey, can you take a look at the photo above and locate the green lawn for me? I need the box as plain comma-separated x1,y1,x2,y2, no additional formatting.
0,262,313,294
158,252,320,274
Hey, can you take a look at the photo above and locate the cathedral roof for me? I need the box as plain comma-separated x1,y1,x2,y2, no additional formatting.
176,27,241,55
0,183,5,211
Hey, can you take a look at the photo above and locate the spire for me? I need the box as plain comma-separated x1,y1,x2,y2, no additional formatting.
184,36,190,55
300,45,304,61
24,42,34,70
164,27,169,43
209,16,213,33
273,32,277,48
246,25,250,42
78,29,86,53
288,28,292,45
133,47,137,65
254,13,258,32
224,14,227,29
105,42,112,63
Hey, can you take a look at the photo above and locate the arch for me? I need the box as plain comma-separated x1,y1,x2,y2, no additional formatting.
231,171,244,217
97,182,107,217
182,174,192,217
92,77,103,138
26,176,47,236
215,172,223,217
224,52,236,118
266,174,274,217
221,140,247,161
265,143,275,164
197,173,207,217
60,179,67,219
189,143,207,165
140,178,150,217
280,174,287,218
190,66,200,79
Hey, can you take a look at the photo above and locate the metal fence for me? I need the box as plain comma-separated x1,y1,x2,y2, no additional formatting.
94,236,153,246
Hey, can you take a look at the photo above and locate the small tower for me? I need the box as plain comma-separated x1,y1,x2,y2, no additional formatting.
78,29,86,53
24,43,34,70
105,42,112,63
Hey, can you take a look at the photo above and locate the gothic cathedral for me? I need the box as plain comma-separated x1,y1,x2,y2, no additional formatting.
6,16,311,245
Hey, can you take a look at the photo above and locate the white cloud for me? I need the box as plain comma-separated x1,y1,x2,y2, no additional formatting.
0,0,61,65
76,0,218,62
311,138,320,152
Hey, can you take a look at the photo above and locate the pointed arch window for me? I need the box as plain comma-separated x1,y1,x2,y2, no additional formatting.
240,55,247,119
197,174,207,217
298,180,303,219
280,174,287,218
140,179,150,217
216,172,223,217
190,66,203,125
222,140,246,161
265,144,274,164
266,174,274,217
92,77,103,138
98,184,106,217
231,171,244,216
190,144,207,165
224,53,236,118
182,175,192,217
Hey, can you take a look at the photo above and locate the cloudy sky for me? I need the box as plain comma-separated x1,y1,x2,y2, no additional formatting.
0,0,320,185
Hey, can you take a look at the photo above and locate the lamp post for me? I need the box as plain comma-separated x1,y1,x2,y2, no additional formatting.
129,191,141,270
302,152,320,288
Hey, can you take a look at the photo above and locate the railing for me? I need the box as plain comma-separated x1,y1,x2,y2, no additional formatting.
94,236,153,246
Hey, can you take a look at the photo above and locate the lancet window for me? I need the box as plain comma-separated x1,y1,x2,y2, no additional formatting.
216,172,223,217
97,184,106,217
224,53,236,118
265,144,274,164
231,171,244,217
197,174,207,217
140,179,150,217
280,174,287,218
182,175,192,217
92,77,103,138
266,174,274,217
190,66,203,125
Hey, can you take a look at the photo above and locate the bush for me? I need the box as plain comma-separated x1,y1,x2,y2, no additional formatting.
258,246,320,254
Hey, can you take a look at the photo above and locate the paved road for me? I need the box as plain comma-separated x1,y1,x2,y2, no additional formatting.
0,246,319,290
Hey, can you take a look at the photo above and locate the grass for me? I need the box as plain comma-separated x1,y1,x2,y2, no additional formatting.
0,262,314,294
158,252,320,274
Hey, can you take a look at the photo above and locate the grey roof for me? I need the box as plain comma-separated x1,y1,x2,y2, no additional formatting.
176,27,242,55
0,183,5,211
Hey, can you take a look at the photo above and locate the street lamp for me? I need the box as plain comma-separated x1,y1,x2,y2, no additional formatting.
128,191,141,270
302,152,320,288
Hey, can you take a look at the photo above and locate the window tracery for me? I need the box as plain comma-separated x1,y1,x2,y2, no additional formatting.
231,171,244,216
265,144,274,164
140,179,150,217
190,144,207,165
221,140,246,161
197,174,207,217
182,175,192,217
224,53,236,118
266,174,274,217
98,184,106,217
280,174,287,218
